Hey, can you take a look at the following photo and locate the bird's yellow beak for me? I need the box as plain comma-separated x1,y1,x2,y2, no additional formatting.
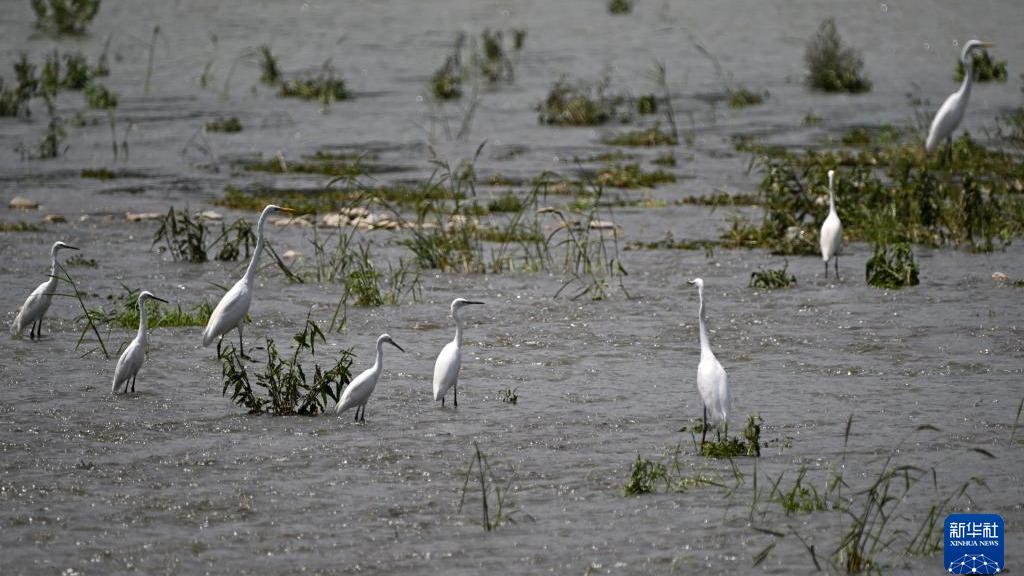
982,42,994,48
279,207,295,213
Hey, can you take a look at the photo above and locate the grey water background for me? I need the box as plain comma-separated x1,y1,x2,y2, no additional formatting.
1,0,1023,574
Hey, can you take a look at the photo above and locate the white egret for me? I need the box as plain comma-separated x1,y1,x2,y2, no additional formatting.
432,298,485,407
10,241,79,340
202,204,292,357
687,278,728,448
335,333,404,422
819,169,843,279
925,40,994,160
112,291,168,394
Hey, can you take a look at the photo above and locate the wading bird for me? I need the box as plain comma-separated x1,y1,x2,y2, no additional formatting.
112,291,168,394
336,333,405,422
688,278,728,448
10,241,79,340
433,298,485,407
820,169,843,279
202,204,292,358
926,40,994,161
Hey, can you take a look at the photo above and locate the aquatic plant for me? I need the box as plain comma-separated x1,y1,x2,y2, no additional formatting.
597,162,675,188
624,456,669,495
278,61,349,105
651,153,676,167
601,125,677,147
865,242,919,289
238,152,367,178
153,207,208,263
955,49,1007,83
205,116,242,133
624,448,721,495
728,87,766,109
497,388,518,404
220,181,449,214
0,221,46,232
430,54,463,100
31,0,101,35
220,317,354,416
83,82,117,109
805,18,871,93
53,264,110,359
487,191,525,213
636,93,657,115
0,77,30,117
256,45,281,85
61,52,91,89
64,254,97,267
93,286,214,330
537,76,623,126
458,442,518,531
608,0,633,15
749,262,797,289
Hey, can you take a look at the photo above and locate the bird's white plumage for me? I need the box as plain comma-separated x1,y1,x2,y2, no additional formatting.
820,170,843,265
112,339,144,393
10,241,77,338
925,40,992,153
111,291,166,394
431,298,483,405
201,205,288,351
432,340,461,401
690,278,729,427
202,279,251,346
11,281,55,336
336,334,403,419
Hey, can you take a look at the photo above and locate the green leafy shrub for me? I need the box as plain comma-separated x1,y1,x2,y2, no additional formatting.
955,49,1007,83
749,263,797,289
805,18,871,93
865,242,919,288
220,318,354,415
84,82,117,109
537,76,623,126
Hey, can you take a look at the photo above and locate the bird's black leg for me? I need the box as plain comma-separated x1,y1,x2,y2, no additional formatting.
216,337,222,358
131,375,136,393
441,395,445,407
353,406,360,422
824,261,828,279
945,138,953,165
360,405,366,423
238,329,249,360
36,318,43,339
454,384,458,407
29,321,35,340
701,406,708,450
835,256,840,279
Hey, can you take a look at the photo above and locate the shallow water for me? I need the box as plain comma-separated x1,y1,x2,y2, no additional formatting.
1,1,1023,574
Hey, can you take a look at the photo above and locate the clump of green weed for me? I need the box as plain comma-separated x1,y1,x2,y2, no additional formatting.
608,0,633,14
805,18,871,93
278,62,348,104
597,162,675,188
80,167,115,179
636,93,657,115
728,87,766,108
537,76,624,126
153,207,208,263
65,254,97,267
256,45,281,85
487,191,524,213
955,49,1007,83
95,286,214,329
32,0,101,35
205,116,242,133
84,82,117,109
865,242,919,288
749,262,797,289
602,125,677,147
0,221,46,232
652,153,676,166
624,455,669,495
497,388,518,404
430,53,463,100
220,317,354,415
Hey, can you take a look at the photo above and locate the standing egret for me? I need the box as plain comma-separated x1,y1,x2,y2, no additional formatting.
335,333,405,422
112,291,168,394
925,40,994,161
432,298,485,407
687,278,728,448
820,169,843,279
202,204,292,357
10,241,79,340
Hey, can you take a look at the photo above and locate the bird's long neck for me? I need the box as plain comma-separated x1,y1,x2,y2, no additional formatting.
137,297,149,343
373,339,385,372
453,309,464,348
46,251,60,291
828,184,837,214
244,211,270,283
958,57,974,100
697,287,711,357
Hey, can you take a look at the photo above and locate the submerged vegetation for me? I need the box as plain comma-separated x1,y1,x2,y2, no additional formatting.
805,18,871,93
205,116,242,133
256,46,349,106
220,318,354,415
537,76,624,126
458,442,517,531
